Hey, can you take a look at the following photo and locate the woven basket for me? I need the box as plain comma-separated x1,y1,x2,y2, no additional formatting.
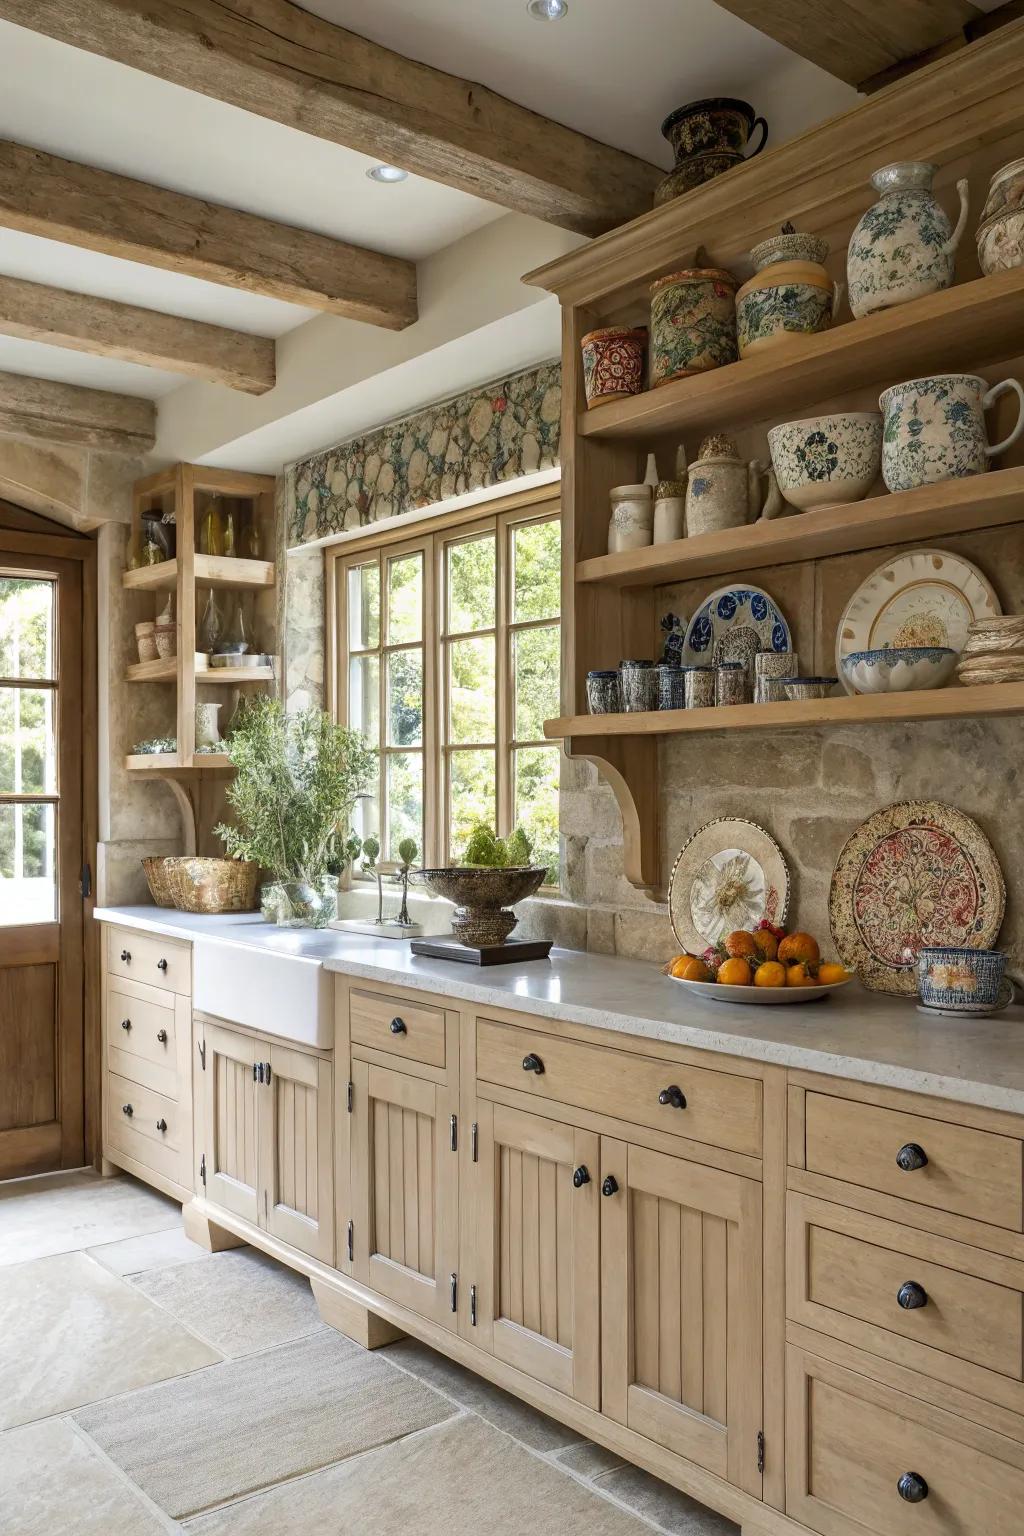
142,856,177,908
164,857,260,914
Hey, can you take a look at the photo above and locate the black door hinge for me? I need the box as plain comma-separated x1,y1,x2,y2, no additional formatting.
450,1113,458,1152
80,862,92,899
199,1040,206,1071
757,1430,765,1475
450,1272,458,1313
347,1219,354,1263
347,1080,353,1113
470,1284,477,1327
200,1152,206,1187
471,1121,478,1162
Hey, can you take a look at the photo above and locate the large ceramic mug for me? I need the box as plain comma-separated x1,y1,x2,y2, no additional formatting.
917,947,1015,1014
880,373,1024,492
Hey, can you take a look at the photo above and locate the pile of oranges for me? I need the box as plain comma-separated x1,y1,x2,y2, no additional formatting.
663,922,851,989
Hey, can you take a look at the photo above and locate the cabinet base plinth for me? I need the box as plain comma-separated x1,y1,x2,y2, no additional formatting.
183,1198,248,1252
99,1156,120,1178
311,1277,406,1350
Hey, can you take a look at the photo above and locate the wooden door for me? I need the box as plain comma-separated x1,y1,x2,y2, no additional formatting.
259,1041,334,1263
0,546,87,1177
201,1020,259,1224
351,1059,458,1329
474,1101,600,1405
602,1139,763,1496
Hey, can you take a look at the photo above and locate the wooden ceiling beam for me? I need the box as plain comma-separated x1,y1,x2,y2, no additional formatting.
0,0,662,236
0,274,276,394
0,140,417,331
0,369,155,452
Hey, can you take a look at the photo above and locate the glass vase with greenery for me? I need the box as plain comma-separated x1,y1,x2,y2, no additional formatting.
216,699,377,927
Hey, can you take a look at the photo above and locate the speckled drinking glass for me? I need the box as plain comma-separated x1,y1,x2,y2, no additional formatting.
619,660,658,713
715,662,751,706
586,670,621,714
656,664,686,710
683,665,715,709
754,650,798,703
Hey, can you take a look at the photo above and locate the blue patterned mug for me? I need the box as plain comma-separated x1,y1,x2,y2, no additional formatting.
917,947,1015,1014
880,373,1024,492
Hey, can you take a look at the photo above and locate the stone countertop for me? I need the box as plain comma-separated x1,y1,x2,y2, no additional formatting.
95,906,1024,1116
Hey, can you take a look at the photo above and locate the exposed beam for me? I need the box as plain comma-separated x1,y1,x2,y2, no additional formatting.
0,0,661,236
0,274,276,394
859,0,1024,93
0,369,155,452
0,140,417,331
712,0,985,89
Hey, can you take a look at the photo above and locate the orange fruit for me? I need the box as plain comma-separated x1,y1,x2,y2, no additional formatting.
717,956,753,986
723,930,759,959
670,955,711,982
817,962,850,985
751,929,778,961
754,960,787,988
778,932,821,966
786,962,812,987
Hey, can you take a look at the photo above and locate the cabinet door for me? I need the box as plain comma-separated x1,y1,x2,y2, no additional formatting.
351,1060,458,1329
260,1042,334,1264
474,1101,600,1407
602,1139,763,1496
202,1021,259,1225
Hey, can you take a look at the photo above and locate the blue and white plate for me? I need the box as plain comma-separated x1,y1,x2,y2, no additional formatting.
682,586,791,671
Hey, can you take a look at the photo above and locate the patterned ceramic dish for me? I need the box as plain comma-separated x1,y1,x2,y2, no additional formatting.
768,412,882,510
682,586,790,673
668,817,790,953
840,646,958,694
784,677,837,701
828,800,1005,994
668,973,852,1006
835,547,1000,694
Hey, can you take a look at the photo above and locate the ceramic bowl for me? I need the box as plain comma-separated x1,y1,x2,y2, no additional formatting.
768,412,882,510
841,646,958,694
785,676,837,701
750,232,830,270
416,866,548,946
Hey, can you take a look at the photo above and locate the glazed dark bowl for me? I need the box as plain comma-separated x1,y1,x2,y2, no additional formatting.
417,866,548,946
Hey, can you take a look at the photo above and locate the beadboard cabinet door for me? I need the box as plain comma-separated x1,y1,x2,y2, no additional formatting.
202,1020,260,1226
260,1042,334,1264
601,1139,764,1497
473,1100,600,1408
350,1060,459,1329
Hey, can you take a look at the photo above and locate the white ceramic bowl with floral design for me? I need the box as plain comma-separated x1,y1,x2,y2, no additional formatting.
840,646,958,694
768,412,882,510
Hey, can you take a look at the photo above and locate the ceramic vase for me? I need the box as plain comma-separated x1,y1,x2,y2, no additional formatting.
655,98,767,205
684,435,782,536
653,482,687,544
977,157,1024,274
879,373,1024,492
847,161,970,319
195,702,223,750
650,269,738,387
581,326,647,409
607,484,653,553
768,412,883,510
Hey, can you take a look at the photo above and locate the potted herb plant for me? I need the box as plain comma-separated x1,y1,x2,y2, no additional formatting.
216,699,377,927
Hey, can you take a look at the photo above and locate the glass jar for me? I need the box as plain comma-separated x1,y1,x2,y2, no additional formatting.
715,662,751,706
586,670,621,713
619,659,657,712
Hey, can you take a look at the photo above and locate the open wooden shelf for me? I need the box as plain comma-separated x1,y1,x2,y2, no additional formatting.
125,752,234,775
577,267,1024,441
122,560,177,592
545,683,1024,741
577,467,1024,589
125,752,181,772
126,658,176,683
200,666,276,684
123,555,275,593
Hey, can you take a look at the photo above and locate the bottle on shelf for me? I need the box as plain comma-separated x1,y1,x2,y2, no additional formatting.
197,589,223,654
199,496,225,557
222,499,238,559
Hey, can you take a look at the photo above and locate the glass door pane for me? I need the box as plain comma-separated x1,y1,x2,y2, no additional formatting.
0,576,55,678
0,802,56,924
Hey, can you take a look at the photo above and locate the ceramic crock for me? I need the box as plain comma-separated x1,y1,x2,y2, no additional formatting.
977,156,1024,274
580,325,647,408
917,947,1014,1014
847,162,970,319
684,434,782,536
650,269,738,387
607,483,653,553
653,480,687,544
618,659,658,713
655,98,767,205
736,259,842,356
767,412,882,510
195,701,223,749
879,374,1024,492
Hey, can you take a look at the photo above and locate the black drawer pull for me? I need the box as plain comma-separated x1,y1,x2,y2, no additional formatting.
897,1472,928,1504
120,949,131,963
522,1053,545,1074
601,1174,619,1197
156,958,168,973
897,1281,928,1310
390,1017,406,1034
156,1029,168,1044
155,1118,167,1133
896,1142,928,1172
572,1165,591,1188
120,1018,132,1031
122,1103,133,1118
658,1084,686,1110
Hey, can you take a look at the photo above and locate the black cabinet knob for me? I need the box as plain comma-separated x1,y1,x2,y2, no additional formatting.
601,1175,619,1197
572,1165,591,1188
390,1017,407,1034
157,958,168,972
120,949,131,963
156,1029,168,1044
522,1053,545,1074
120,1018,132,1031
896,1142,928,1172
155,1118,167,1133
897,1281,928,1310
897,1472,928,1504
658,1084,687,1110
122,1103,133,1118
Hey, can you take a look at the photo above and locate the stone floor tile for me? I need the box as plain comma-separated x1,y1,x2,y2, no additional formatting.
0,1420,172,1535
89,1224,209,1277
555,1440,628,1479
594,1465,740,1534
0,1170,180,1266
132,1248,327,1356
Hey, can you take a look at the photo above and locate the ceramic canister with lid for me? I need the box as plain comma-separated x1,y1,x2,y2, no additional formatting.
650,268,738,387
977,157,1024,275
608,484,653,553
619,660,658,713
581,326,647,408
736,231,841,356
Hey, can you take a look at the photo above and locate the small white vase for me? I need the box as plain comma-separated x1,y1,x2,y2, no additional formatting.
195,702,223,749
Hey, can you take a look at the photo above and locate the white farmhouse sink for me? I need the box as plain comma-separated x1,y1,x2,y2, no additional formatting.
193,935,333,1049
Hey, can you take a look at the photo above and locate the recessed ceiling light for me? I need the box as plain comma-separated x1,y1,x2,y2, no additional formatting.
366,164,408,183
527,0,568,17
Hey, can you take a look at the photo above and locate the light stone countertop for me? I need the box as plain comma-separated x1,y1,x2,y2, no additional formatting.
95,906,1024,1116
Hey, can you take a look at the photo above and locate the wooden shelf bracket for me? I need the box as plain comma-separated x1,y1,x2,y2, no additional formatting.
565,733,660,892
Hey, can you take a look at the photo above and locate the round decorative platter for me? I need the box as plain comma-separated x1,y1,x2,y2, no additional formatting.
668,974,853,1006
682,586,791,671
668,817,790,954
829,800,1005,995
836,548,1000,695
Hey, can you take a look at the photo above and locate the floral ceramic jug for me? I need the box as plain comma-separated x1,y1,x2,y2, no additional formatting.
847,162,970,319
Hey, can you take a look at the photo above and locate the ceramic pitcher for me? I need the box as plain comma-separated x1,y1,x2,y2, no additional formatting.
880,373,1024,492
847,162,970,319
685,435,783,537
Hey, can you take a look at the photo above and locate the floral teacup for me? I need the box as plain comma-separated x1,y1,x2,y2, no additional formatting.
767,412,882,511
880,373,1024,492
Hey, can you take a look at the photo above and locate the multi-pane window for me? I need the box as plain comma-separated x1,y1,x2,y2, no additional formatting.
333,500,560,880
0,575,58,923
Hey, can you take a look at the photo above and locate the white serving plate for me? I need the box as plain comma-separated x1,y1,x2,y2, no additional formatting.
668,974,853,1005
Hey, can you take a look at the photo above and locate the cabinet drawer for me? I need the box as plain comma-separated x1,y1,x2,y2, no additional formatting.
106,1071,187,1186
788,1194,1024,1401
107,928,190,996
476,1018,762,1158
804,1092,1023,1231
106,984,179,1098
788,1346,1024,1536
350,988,446,1068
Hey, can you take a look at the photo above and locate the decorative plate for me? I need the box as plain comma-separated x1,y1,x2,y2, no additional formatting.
828,800,1005,995
668,818,790,954
668,974,852,1006
836,548,1000,695
682,586,791,672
